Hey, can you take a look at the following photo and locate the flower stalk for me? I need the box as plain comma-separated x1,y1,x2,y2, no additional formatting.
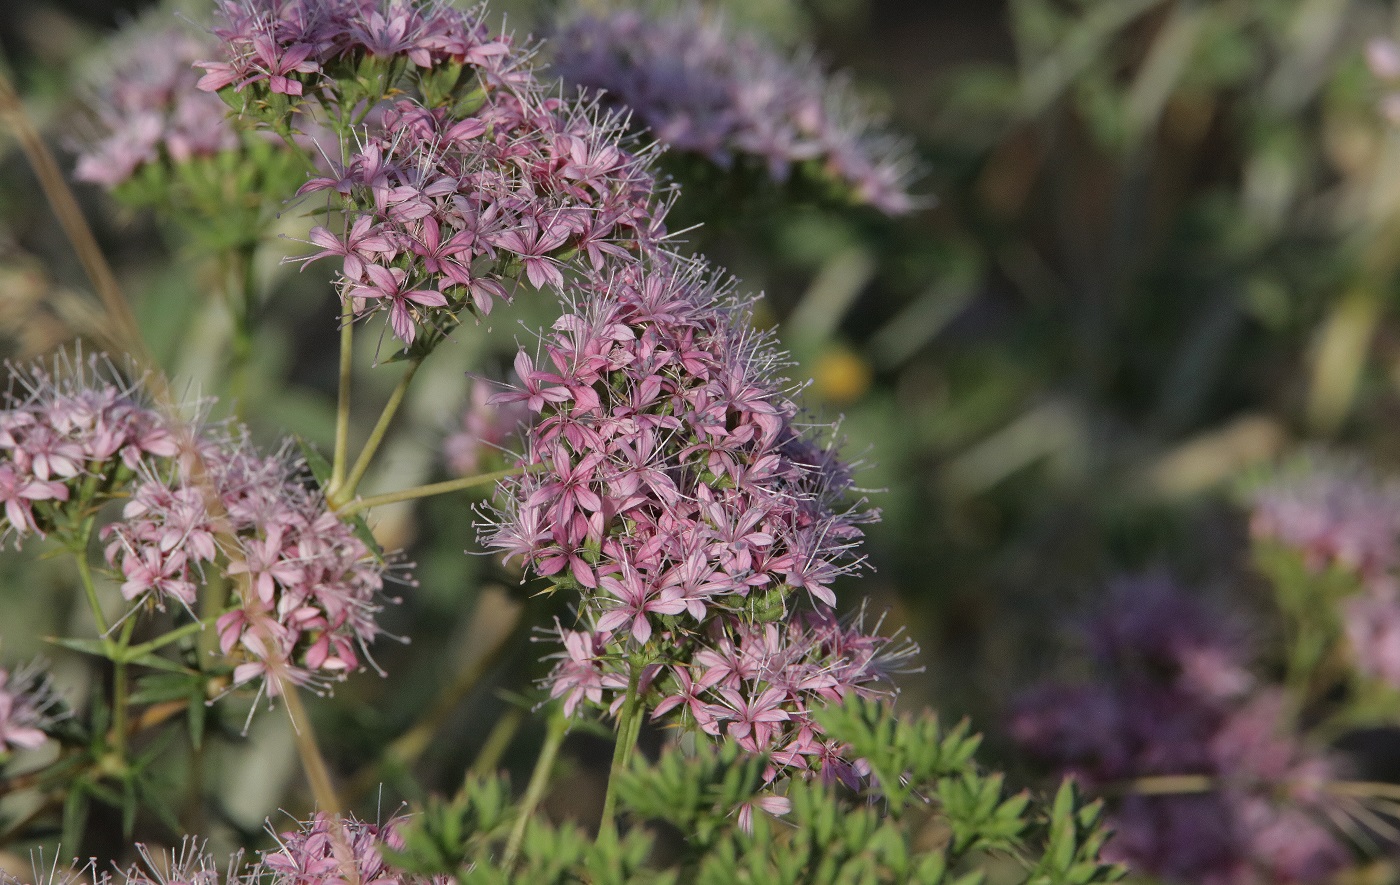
502,707,567,870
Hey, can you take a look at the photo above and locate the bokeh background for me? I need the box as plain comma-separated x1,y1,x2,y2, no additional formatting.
5,0,1400,869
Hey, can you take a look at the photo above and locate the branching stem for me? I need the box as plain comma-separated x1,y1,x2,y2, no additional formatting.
331,356,422,507
336,464,534,516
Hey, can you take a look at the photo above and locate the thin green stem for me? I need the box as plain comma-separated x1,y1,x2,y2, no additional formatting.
466,708,524,783
225,244,259,416
598,665,643,841
197,572,229,666
282,685,343,816
124,617,218,661
502,708,568,870
336,465,532,516
331,357,422,508
71,519,109,637
111,616,137,760
330,300,355,494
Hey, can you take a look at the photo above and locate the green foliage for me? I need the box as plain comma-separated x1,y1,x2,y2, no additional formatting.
388,697,1122,884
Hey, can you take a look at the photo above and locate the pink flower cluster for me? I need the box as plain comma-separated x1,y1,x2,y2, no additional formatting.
482,253,912,777
293,95,661,347
1012,576,1347,885
3,816,433,885
1250,460,1400,583
1249,460,1400,690
0,359,177,543
0,358,397,700
0,660,63,755
102,428,391,697
74,26,242,189
197,1,671,349
262,813,420,885
551,2,920,215
197,0,508,98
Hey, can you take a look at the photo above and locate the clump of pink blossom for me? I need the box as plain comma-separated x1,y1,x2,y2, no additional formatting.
195,0,510,101
1248,458,1400,692
482,252,915,781
0,356,401,701
197,0,673,351
550,1,920,215
1249,459,1400,584
261,812,414,885
0,356,179,544
1012,575,1347,885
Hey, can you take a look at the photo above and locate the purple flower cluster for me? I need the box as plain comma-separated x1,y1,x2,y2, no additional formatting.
443,378,528,477
482,253,913,778
74,26,242,190
1012,575,1347,884
550,2,919,215
0,660,63,755
0,358,397,700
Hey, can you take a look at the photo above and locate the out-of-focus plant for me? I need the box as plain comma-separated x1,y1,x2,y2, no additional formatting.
1011,452,1400,883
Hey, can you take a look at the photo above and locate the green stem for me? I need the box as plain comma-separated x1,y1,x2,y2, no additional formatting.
197,571,229,666
330,356,422,508
598,666,643,841
71,519,109,637
330,299,355,495
282,685,343,816
502,708,568,870
111,617,137,760
124,617,218,661
467,708,524,783
336,465,532,516
225,244,259,416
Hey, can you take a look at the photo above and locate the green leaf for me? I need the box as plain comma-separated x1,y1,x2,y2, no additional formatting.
45,636,115,661
62,782,90,852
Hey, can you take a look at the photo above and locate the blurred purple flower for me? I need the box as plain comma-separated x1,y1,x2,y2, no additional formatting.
1012,576,1347,885
551,2,922,215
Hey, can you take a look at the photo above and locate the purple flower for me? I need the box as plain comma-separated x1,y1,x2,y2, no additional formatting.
1012,575,1347,885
